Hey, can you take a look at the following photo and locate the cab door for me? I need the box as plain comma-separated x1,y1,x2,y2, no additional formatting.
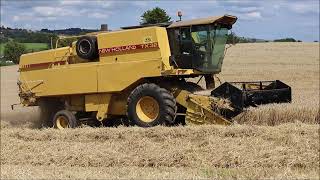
178,27,193,68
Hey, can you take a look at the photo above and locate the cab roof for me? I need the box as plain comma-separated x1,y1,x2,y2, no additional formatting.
167,14,237,28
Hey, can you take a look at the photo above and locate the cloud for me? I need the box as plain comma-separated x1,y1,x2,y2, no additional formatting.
230,6,263,13
219,0,261,8
217,1,264,20
12,11,58,22
59,0,86,6
12,15,20,21
0,0,319,41
1,0,58,10
230,11,262,21
33,6,72,17
289,2,319,14
95,1,114,8
12,12,36,22
90,12,108,19
131,1,148,7
245,11,262,19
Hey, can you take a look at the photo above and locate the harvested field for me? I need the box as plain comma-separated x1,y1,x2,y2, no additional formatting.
1,42,319,179
1,123,319,179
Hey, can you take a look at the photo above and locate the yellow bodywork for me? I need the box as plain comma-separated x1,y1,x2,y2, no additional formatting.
19,27,168,96
18,27,174,120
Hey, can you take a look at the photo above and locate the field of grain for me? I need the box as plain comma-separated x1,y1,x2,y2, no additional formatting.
1,42,319,179
220,42,319,125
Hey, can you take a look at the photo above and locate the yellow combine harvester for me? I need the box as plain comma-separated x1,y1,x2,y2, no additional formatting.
17,15,291,129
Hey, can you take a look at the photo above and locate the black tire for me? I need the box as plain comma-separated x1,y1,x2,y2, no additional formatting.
127,83,177,127
38,98,63,127
53,110,78,129
76,36,99,60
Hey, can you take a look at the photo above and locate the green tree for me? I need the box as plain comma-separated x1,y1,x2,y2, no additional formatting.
227,32,239,44
140,7,171,25
274,38,297,42
4,40,26,64
57,37,78,48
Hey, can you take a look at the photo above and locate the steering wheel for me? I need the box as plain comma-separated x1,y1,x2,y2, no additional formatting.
194,41,207,50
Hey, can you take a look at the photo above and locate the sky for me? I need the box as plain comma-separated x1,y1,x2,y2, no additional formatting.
1,0,319,42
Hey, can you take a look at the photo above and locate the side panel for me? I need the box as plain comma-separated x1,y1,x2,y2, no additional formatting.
96,27,164,92
20,59,161,97
97,60,161,92
45,64,98,95
19,47,71,67
20,63,98,96
156,28,172,70
98,27,162,63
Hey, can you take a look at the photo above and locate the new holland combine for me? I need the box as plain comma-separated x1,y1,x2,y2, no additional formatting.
17,15,291,129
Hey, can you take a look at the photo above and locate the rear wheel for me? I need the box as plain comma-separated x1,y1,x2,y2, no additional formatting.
38,98,63,127
127,83,177,127
53,110,78,129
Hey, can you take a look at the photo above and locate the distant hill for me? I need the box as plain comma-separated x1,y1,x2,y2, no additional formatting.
0,26,57,44
40,28,98,36
226,32,269,44
0,26,99,44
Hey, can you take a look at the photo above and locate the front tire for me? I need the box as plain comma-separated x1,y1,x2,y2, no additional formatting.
53,110,78,129
127,83,177,127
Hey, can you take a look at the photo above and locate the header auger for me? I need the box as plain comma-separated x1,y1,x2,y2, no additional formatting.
17,15,291,129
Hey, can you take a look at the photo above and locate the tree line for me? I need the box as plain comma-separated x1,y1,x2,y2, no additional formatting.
0,26,58,44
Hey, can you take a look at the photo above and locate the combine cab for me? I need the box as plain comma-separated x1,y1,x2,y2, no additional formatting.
16,15,292,128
